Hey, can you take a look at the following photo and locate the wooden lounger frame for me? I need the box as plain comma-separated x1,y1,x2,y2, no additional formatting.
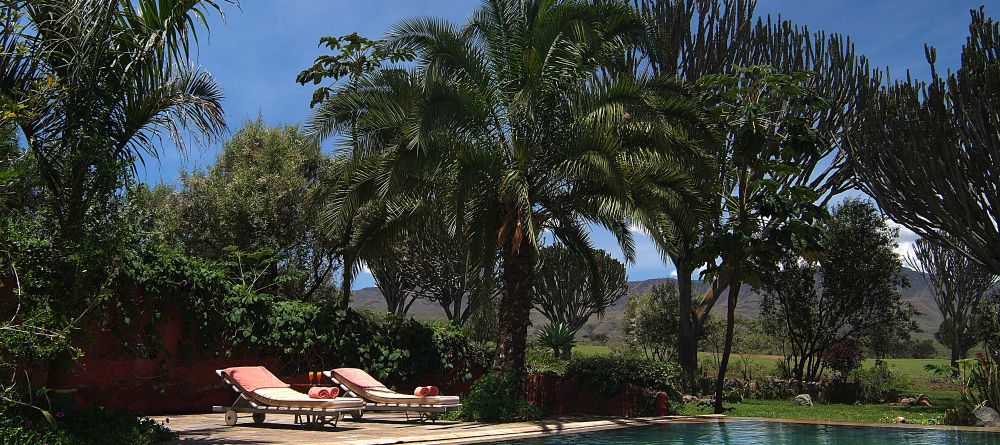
322,370,461,422
213,369,363,428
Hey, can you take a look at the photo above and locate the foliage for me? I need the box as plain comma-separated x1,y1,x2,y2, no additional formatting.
536,322,576,360
822,340,863,381
848,8,1000,275
524,347,569,374
156,119,341,301
676,397,949,426
958,354,1000,413
623,282,679,361
635,0,875,385
306,0,703,371
934,318,978,363
117,243,488,381
296,33,414,107
533,245,626,333
0,388,173,445
974,291,1000,362
457,372,542,423
758,199,914,382
909,236,996,369
857,360,907,403
565,354,682,397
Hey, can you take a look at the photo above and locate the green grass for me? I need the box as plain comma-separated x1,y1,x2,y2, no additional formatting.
676,398,951,425
572,344,612,356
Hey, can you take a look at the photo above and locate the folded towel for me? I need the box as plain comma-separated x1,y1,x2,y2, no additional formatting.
308,387,340,399
414,386,431,396
428,386,440,396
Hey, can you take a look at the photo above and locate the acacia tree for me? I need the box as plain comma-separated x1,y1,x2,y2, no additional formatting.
759,199,913,382
532,244,627,333
161,119,341,301
633,0,876,385
306,0,702,371
623,282,680,361
908,236,997,372
848,9,1000,275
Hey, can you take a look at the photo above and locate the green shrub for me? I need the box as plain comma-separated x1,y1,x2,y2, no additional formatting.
458,372,542,422
856,360,907,403
0,392,173,445
525,347,569,373
565,354,681,396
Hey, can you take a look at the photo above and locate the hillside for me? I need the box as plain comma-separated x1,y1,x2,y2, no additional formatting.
350,268,942,340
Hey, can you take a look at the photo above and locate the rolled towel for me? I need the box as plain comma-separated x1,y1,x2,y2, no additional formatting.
428,386,440,396
414,386,431,396
308,387,340,399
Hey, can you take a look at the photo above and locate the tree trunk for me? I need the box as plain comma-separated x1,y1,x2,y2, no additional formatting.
714,263,741,414
951,316,961,377
674,260,698,388
492,242,537,372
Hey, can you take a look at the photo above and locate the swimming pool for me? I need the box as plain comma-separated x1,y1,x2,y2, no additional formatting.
498,420,1000,444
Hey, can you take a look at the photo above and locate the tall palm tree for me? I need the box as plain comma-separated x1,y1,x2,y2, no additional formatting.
0,0,227,396
309,0,704,371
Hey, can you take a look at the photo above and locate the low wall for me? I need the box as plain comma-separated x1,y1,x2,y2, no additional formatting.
523,372,664,417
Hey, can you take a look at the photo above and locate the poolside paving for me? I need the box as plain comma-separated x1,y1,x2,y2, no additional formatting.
157,412,722,444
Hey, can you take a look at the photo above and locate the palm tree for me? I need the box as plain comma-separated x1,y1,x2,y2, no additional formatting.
0,0,227,398
308,0,704,371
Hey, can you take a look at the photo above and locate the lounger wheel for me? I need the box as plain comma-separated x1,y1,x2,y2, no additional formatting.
351,410,364,420
252,412,266,424
224,409,238,426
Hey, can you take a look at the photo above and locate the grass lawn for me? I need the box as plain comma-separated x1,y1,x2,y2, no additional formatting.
675,398,952,425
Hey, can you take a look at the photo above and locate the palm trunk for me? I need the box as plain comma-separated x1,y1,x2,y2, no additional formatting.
674,260,697,388
713,262,741,414
492,241,537,372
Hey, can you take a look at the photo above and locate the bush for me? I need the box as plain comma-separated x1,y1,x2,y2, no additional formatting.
457,372,542,422
525,347,568,373
565,354,681,396
0,393,173,445
822,340,863,381
537,322,576,359
856,360,907,403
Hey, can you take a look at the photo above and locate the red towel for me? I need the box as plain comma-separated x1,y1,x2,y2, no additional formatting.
308,387,339,399
414,386,431,396
428,386,440,396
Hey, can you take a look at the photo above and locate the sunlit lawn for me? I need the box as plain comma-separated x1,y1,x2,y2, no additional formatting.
675,398,953,425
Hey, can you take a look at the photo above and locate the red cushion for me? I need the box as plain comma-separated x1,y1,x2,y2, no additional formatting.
222,366,289,392
334,368,386,389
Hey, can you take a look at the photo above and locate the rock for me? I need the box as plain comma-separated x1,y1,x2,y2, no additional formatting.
794,394,813,407
682,395,699,404
894,416,908,424
974,406,1000,428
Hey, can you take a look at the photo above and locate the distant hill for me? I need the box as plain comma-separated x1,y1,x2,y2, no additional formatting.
350,268,942,340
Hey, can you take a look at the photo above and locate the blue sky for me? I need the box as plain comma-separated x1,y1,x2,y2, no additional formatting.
140,0,986,289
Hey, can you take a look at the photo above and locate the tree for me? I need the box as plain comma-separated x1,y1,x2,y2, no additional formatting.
758,199,914,382
908,236,997,372
633,0,875,386
365,253,419,316
623,282,679,361
306,0,702,371
533,245,626,333
848,8,1000,275
974,291,1000,362
0,0,227,398
160,119,341,301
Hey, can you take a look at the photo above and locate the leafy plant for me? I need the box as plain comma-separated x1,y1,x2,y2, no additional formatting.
537,323,576,360
822,340,863,381
857,360,907,403
457,373,542,422
566,355,681,397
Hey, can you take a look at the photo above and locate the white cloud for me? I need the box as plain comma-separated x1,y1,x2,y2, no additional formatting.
888,219,919,267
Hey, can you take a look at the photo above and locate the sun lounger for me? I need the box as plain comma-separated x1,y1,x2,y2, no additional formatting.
213,366,365,427
324,368,461,421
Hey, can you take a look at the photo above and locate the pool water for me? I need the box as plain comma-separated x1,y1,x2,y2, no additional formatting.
499,420,1000,444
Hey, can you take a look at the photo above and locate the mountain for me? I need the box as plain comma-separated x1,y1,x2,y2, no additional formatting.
349,268,942,340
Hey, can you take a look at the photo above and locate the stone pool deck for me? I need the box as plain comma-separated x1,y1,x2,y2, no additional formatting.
156,412,723,444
